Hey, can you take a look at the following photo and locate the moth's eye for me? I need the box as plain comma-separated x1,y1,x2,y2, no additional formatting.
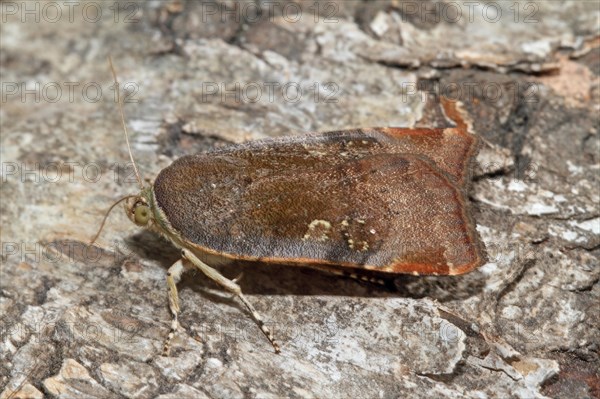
134,204,150,226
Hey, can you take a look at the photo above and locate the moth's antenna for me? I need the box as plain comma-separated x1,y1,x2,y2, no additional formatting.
108,56,144,189
89,195,140,245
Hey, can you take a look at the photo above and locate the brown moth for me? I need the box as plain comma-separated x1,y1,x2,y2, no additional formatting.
92,58,486,355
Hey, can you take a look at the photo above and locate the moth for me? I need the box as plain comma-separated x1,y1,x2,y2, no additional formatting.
91,58,486,355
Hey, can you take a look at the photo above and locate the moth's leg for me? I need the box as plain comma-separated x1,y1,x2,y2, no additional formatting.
162,258,186,356
232,272,244,284
181,248,280,354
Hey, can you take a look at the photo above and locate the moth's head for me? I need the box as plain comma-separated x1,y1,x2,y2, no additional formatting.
125,195,153,227
89,192,153,245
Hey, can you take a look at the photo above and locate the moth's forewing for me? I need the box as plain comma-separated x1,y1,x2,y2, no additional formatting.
152,129,486,276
